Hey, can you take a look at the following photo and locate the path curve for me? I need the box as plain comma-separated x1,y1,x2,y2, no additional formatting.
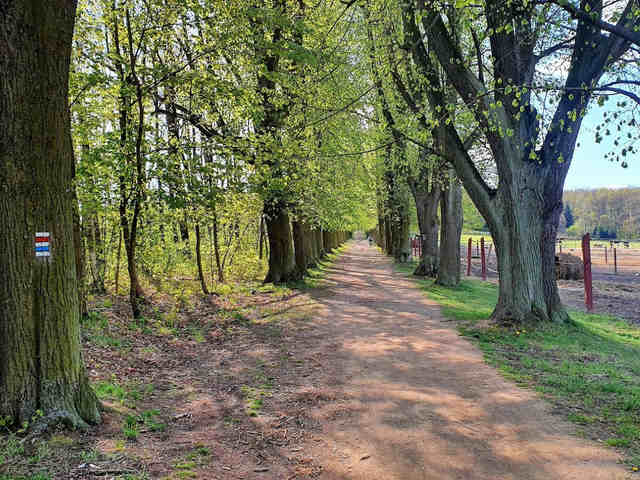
298,240,628,479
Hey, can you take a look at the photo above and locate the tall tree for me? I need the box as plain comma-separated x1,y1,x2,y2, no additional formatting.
564,204,575,229
0,0,100,426
399,0,640,323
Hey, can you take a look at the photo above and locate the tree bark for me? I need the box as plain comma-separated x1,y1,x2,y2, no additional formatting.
258,215,265,260
314,229,324,259
264,202,298,284
304,224,317,268
0,0,100,427
410,184,440,276
292,221,313,277
309,227,319,265
323,230,331,253
390,190,412,262
384,215,393,255
87,215,106,294
195,224,209,295
115,227,122,294
212,205,224,283
73,191,88,318
377,194,387,251
436,173,462,286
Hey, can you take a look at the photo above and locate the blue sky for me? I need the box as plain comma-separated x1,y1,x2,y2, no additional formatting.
565,105,639,190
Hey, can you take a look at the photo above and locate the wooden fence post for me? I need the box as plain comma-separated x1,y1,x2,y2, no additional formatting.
614,247,617,274
582,233,593,312
467,238,472,276
604,246,607,264
481,237,487,281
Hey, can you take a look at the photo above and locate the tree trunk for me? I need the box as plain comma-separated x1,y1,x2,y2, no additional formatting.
384,215,393,255
73,192,88,318
0,0,100,427
377,197,386,251
436,174,462,287
314,229,324,259
323,230,331,253
212,205,224,283
542,199,569,323
264,203,298,284
179,217,190,243
87,215,106,294
122,221,143,318
258,215,265,260
391,191,411,262
411,188,440,276
292,221,311,277
309,227,319,265
486,170,557,324
195,224,209,295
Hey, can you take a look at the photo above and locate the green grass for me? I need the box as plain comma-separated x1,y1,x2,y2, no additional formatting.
397,262,640,468
240,386,268,417
122,414,139,441
94,379,154,409
293,244,349,289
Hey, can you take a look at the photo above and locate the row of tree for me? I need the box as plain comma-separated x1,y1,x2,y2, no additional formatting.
361,0,639,324
1,0,639,430
1,0,374,428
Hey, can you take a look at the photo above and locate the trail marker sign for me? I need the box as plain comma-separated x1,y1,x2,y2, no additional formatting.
35,232,50,258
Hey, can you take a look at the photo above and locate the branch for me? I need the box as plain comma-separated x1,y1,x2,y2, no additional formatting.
596,86,640,104
535,36,576,59
399,0,495,217
549,0,640,47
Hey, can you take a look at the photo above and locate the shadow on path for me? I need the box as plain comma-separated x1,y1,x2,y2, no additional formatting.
296,241,628,480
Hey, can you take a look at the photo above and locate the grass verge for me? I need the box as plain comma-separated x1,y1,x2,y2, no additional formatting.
289,243,350,290
396,261,640,469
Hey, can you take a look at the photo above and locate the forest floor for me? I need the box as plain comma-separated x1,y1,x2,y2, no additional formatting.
1,241,633,479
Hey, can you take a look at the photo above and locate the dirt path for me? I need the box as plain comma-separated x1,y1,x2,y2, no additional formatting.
36,240,631,480
294,240,629,480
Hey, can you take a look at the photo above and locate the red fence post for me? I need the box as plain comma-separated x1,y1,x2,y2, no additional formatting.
467,238,472,276
614,247,618,274
481,237,487,281
582,233,593,312
604,246,608,264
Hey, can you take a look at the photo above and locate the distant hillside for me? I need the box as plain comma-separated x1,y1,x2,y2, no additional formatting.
563,187,640,239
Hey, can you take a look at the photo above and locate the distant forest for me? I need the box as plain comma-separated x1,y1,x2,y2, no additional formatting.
563,188,640,240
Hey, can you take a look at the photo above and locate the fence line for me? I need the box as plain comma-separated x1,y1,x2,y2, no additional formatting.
411,232,640,313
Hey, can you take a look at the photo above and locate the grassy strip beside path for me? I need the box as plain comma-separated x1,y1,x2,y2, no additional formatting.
396,262,640,469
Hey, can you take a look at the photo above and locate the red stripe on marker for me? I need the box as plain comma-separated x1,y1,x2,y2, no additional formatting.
35,236,49,242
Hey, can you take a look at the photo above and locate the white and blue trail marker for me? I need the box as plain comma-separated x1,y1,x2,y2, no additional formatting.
35,232,50,257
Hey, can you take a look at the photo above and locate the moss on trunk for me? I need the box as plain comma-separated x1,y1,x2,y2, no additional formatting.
0,0,100,427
